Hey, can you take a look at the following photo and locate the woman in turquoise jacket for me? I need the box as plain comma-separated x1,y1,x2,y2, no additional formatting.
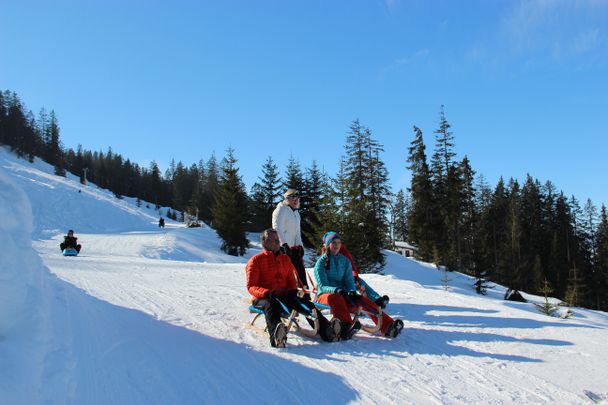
314,232,403,339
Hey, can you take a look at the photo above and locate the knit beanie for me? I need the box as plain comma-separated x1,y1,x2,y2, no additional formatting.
322,231,340,248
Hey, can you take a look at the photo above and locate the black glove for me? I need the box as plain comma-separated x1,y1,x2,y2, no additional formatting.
375,295,389,309
347,290,360,298
280,243,291,256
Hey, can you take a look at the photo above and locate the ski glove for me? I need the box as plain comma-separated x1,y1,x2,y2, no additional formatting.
287,289,299,300
347,291,360,298
375,295,390,309
280,243,291,256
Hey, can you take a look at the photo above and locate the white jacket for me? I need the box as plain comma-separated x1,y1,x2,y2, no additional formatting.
272,201,303,247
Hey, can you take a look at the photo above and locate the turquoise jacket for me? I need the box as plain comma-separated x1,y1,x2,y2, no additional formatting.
314,253,357,295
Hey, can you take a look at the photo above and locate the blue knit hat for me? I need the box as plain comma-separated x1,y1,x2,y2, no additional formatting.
322,231,341,248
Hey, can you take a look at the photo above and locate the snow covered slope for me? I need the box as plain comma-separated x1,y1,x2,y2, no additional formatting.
1,147,607,404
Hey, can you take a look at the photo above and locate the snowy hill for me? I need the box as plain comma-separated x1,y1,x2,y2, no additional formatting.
1,147,607,404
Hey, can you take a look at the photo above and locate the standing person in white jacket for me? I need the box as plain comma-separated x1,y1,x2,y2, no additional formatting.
272,188,308,293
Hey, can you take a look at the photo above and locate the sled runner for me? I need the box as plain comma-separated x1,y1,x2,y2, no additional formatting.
303,275,384,335
313,299,383,334
247,303,320,339
62,248,79,256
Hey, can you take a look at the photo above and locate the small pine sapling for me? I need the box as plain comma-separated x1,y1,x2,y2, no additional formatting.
534,278,560,317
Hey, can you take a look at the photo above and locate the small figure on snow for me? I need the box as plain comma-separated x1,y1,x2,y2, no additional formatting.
272,189,308,294
246,228,341,348
314,232,404,339
60,229,82,254
504,288,527,303
158,217,165,228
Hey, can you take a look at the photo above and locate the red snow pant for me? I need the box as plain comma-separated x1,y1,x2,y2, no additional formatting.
316,293,395,335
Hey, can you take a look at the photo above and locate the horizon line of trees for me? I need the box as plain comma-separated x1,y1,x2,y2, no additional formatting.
2,90,607,311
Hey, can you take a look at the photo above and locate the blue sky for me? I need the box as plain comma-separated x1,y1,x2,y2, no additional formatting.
1,0,607,207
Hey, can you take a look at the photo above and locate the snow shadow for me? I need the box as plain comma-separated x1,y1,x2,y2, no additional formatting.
286,327,545,363
398,327,556,362
402,303,599,330
31,273,359,404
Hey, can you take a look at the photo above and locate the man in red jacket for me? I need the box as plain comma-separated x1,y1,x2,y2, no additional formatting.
246,228,340,348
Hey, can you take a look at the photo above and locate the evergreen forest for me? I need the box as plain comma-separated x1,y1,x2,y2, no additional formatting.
2,90,607,311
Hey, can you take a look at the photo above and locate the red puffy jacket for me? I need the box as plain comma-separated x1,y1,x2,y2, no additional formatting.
246,249,298,299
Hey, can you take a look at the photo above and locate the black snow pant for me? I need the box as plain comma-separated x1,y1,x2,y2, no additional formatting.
60,242,81,253
286,246,311,301
253,294,334,342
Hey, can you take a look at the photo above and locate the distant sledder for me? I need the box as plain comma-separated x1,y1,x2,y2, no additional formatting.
60,229,82,256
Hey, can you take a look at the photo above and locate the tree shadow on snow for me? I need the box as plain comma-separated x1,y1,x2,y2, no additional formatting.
402,303,599,330
294,302,582,364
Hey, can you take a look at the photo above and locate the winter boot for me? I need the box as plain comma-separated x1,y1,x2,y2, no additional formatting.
341,320,361,340
321,318,342,342
385,319,404,338
270,323,288,348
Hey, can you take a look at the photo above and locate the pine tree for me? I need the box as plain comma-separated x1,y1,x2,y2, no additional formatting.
392,189,410,243
249,183,267,231
475,174,494,282
212,148,249,256
249,156,282,231
406,126,435,261
594,205,608,310
2,93,20,150
47,111,65,175
189,159,207,220
506,179,524,289
486,178,510,286
283,155,303,191
535,278,560,317
149,161,163,209
0,92,6,145
569,195,592,306
583,199,599,262
519,175,545,292
301,160,325,248
201,154,219,224
312,160,347,255
430,105,458,267
564,265,584,307
340,120,389,272
550,193,574,297
459,156,478,275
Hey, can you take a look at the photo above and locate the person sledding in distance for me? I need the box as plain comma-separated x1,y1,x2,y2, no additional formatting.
314,232,404,339
60,229,82,255
246,228,341,348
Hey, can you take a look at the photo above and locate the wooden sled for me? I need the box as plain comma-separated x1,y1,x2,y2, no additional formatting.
313,301,383,334
247,305,320,339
